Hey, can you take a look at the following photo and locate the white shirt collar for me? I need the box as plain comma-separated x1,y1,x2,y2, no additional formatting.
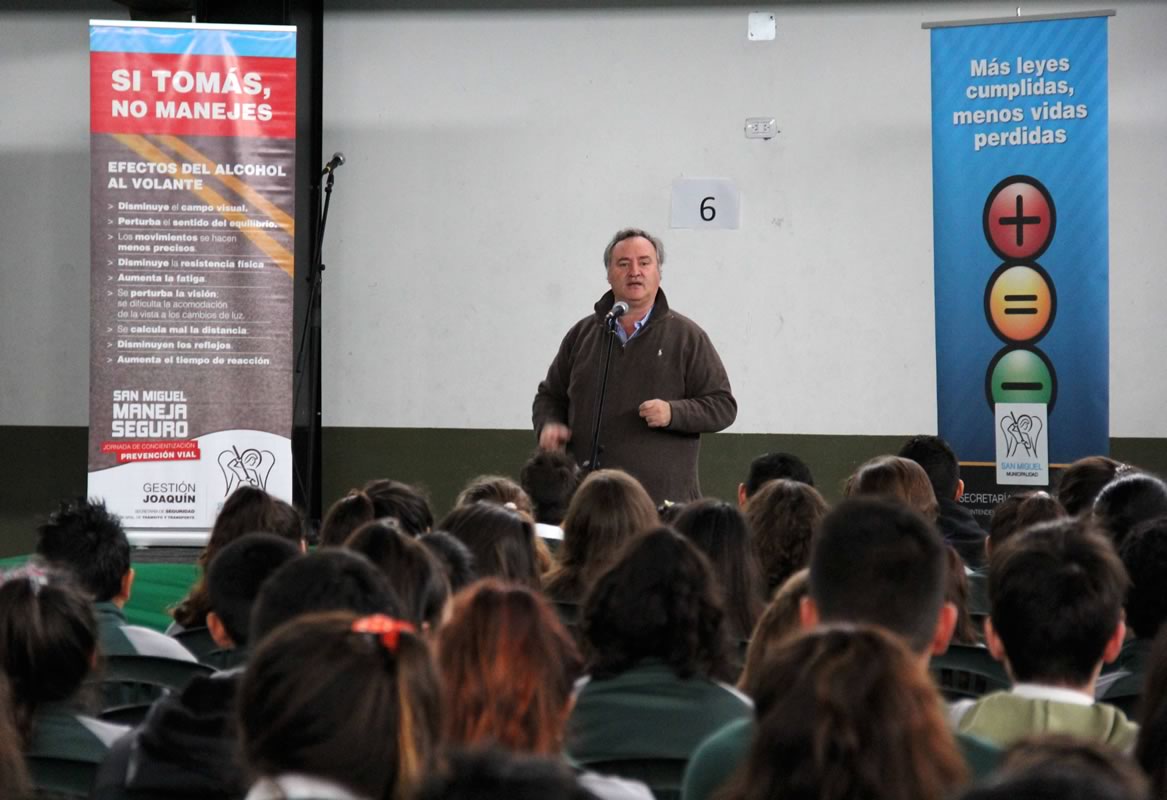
1011,682,1095,706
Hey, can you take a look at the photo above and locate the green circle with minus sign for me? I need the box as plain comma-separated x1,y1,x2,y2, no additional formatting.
985,346,1057,410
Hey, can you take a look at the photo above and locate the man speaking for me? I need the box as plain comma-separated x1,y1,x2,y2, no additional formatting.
532,228,737,504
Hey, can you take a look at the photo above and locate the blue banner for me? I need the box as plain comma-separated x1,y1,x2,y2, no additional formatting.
930,15,1109,466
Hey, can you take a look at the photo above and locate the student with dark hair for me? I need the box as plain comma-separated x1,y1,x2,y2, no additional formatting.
988,491,1067,555
1117,518,1167,676
717,627,967,800
544,470,658,611
93,534,301,800
249,549,404,645
806,497,953,652
417,748,601,800
172,487,305,631
346,521,451,634
362,478,434,536
743,478,827,593
318,489,376,548
953,518,1136,749
844,454,940,522
0,675,31,800
1135,627,1167,798
683,498,976,800
439,502,541,590
419,531,478,593
899,434,988,567
1093,472,1167,549
36,498,196,661
567,528,750,785
945,545,979,645
520,449,583,528
1057,455,1128,518
0,564,128,780
736,452,814,508
238,611,440,800
960,735,1149,800
673,500,764,644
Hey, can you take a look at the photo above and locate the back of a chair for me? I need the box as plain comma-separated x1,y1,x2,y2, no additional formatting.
579,758,687,800
930,644,1011,701
26,755,97,799
171,626,218,661
94,655,214,709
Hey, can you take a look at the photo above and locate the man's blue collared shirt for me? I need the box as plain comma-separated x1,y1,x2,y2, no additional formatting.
613,305,654,345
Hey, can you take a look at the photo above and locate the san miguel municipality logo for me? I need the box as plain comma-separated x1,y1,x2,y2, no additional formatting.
995,403,1049,486
218,446,276,495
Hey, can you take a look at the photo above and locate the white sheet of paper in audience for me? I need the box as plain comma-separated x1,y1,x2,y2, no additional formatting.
995,403,1049,486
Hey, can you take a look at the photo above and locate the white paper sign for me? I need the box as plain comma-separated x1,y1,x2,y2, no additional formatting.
995,403,1049,485
670,178,740,230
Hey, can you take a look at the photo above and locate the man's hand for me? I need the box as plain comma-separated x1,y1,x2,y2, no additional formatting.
538,423,572,451
639,399,672,428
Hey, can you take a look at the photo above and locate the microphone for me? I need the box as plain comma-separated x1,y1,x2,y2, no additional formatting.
322,152,345,174
605,301,630,322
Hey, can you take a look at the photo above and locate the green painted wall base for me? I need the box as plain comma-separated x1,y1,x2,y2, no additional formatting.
3,424,1166,557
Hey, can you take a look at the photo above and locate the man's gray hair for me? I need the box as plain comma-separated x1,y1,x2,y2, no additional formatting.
603,228,665,270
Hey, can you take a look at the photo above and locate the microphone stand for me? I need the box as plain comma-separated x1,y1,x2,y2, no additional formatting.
586,315,620,472
294,162,338,525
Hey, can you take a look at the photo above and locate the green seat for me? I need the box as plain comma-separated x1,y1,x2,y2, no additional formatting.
930,644,1010,701
581,758,688,800
93,655,214,710
26,754,98,798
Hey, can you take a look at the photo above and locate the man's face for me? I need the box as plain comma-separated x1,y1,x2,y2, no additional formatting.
606,236,661,309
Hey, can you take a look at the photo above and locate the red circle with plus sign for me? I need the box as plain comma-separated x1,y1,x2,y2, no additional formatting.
983,176,1056,262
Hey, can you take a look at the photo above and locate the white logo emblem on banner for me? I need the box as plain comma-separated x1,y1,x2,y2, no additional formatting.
995,403,1049,485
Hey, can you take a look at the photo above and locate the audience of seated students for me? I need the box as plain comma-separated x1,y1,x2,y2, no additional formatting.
1135,627,1167,797
1094,472,1167,549
362,478,435,536
1058,455,1130,517
988,491,1068,556
567,528,751,785
735,451,814,509
520,448,583,540
715,626,968,800
419,530,478,593
171,486,305,634
683,497,992,800
344,520,451,635
437,579,651,800
741,478,827,593
1117,517,1167,676
35,498,195,662
672,500,764,645
543,469,659,612
960,735,1150,800
418,748,601,800
92,533,301,800
0,564,128,782
952,517,1137,749
0,674,31,800
318,489,377,548
438,502,541,589
238,611,440,800
899,434,988,567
